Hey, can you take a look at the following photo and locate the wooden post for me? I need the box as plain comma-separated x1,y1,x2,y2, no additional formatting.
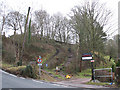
80,59,82,72
91,62,94,81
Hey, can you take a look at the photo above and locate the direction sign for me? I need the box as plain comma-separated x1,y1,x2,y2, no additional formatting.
38,63,42,66
82,57,92,60
46,64,48,67
82,53,93,61
82,53,92,56
37,58,42,64
91,60,95,62
39,56,42,59
82,53,92,57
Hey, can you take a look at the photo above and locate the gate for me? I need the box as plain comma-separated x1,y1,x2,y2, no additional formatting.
94,68,113,83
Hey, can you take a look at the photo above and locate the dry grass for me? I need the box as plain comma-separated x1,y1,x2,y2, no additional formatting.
40,72,57,82
1,62,13,69
7,66,26,72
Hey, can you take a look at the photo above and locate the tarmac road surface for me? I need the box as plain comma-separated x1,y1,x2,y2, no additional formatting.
1,70,71,88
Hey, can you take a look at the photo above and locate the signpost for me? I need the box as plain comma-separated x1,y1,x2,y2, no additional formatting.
82,53,93,61
91,60,94,81
46,64,48,67
37,56,43,76
82,53,95,81
39,56,42,59
56,66,59,74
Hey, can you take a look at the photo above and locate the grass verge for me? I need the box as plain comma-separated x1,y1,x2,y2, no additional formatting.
85,81,118,88
44,69,65,80
85,81,110,86
76,69,91,78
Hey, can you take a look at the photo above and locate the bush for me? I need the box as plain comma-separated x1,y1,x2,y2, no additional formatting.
6,66,26,75
116,60,120,67
3,51,16,64
112,64,115,72
22,65,37,78
17,60,22,66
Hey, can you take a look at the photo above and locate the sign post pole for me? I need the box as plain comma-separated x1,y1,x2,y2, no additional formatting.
80,59,82,72
56,67,58,74
91,60,95,81
82,53,95,81
37,57,43,77
39,64,41,76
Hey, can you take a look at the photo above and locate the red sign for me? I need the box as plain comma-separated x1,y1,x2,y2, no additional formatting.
82,55,92,57
91,60,95,62
37,58,42,64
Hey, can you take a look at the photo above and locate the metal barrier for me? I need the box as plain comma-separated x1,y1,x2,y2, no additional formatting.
94,68,113,83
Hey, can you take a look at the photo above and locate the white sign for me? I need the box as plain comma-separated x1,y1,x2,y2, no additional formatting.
82,57,92,60
38,64,42,66
46,64,48,67
39,56,42,59
56,67,59,70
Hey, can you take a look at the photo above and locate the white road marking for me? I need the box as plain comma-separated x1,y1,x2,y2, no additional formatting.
1,70,15,77
9,74,17,77
52,83,69,87
1,70,17,77
58,85,68,87
32,79,43,83
62,85,68,87
20,77,25,79
1,70,9,74
53,84,68,87
52,84,61,86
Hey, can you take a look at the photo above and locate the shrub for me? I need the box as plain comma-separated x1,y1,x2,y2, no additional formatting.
112,64,115,72
116,60,120,67
3,51,16,64
22,65,37,78
17,60,22,66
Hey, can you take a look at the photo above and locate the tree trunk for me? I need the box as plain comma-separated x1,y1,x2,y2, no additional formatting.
20,7,31,66
1,16,5,31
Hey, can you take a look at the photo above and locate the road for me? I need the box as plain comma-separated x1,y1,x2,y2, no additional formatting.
1,70,73,88
1,70,119,90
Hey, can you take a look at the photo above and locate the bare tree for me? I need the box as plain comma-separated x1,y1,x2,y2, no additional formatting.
50,14,72,43
34,9,50,40
5,11,25,35
0,1,6,32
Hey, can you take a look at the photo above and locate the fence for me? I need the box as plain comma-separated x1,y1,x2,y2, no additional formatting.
94,68,113,83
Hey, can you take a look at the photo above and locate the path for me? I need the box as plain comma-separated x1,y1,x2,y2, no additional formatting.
55,78,109,88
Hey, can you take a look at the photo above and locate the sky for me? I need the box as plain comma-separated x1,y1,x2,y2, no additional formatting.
1,0,120,38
